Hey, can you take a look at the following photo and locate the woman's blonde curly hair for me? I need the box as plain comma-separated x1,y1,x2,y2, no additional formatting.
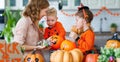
22,0,49,22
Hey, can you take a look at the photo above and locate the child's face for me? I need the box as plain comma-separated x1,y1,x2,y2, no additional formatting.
75,16,84,29
47,16,57,28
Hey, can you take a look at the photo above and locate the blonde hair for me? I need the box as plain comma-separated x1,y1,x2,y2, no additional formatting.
22,0,49,22
47,7,57,17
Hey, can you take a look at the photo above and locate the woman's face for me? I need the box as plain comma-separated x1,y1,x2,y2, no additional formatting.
39,7,49,19
75,16,84,29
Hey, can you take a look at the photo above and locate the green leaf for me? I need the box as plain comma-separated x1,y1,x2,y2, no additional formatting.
1,8,21,43
114,48,120,58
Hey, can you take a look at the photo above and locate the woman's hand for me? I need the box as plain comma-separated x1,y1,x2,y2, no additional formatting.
36,46,51,50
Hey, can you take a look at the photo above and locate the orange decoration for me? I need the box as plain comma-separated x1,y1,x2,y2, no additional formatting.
24,49,44,62
49,35,64,50
50,48,83,62
60,40,76,51
60,7,120,17
85,54,99,62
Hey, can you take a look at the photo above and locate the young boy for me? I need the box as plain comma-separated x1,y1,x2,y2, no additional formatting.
44,7,66,40
75,4,95,53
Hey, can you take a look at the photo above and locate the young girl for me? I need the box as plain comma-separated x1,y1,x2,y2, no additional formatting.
75,4,95,53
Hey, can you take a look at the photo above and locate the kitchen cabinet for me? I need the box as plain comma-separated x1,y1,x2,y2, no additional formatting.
81,0,120,9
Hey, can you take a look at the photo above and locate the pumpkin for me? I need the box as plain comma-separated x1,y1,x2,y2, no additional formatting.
85,54,99,62
50,48,83,62
24,49,44,62
60,40,76,51
116,58,120,62
48,35,64,50
105,33,120,48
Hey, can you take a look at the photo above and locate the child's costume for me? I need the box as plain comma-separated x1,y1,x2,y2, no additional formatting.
78,29,95,53
44,21,66,39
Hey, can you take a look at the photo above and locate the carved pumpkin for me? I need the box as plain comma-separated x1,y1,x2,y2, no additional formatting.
85,54,99,62
24,49,44,62
50,48,83,62
105,33,120,48
48,35,64,50
60,40,76,51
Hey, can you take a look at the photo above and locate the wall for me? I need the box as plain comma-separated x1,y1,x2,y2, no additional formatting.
49,1,120,32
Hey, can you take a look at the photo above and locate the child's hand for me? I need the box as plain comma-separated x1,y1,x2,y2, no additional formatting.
71,25,78,33
69,31,78,40
71,25,83,35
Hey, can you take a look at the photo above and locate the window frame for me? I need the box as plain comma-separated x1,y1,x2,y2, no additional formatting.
62,0,81,10
8,0,28,10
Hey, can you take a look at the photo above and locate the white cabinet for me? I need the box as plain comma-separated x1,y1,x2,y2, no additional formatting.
62,0,80,10
81,0,120,9
81,0,101,9
103,0,120,9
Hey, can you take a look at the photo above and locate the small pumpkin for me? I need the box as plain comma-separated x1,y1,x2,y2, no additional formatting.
24,49,44,62
85,53,99,62
48,35,64,50
60,40,76,51
105,33,120,48
116,58,120,62
50,48,83,62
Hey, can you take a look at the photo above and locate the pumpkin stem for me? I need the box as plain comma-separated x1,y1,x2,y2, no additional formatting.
32,49,36,54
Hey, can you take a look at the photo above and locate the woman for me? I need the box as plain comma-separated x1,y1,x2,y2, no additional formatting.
13,0,49,60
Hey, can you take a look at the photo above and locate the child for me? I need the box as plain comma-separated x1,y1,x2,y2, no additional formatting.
74,4,95,53
44,7,66,40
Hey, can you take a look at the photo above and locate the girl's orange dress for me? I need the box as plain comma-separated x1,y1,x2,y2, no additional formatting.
78,29,95,53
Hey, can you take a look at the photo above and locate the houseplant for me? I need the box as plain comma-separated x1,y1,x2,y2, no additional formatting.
0,8,21,43
110,23,117,33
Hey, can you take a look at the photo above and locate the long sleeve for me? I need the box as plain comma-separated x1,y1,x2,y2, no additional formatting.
78,30,95,52
13,17,29,45
56,22,66,39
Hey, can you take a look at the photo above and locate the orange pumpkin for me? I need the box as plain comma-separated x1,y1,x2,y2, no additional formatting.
48,35,64,50
50,48,83,62
24,49,44,62
105,33,120,48
60,40,76,51
85,54,99,62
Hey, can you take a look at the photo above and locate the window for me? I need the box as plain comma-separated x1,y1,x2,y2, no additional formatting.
23,0,28,6
75,0,80,6
62,0,68,6
10,0,16,6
